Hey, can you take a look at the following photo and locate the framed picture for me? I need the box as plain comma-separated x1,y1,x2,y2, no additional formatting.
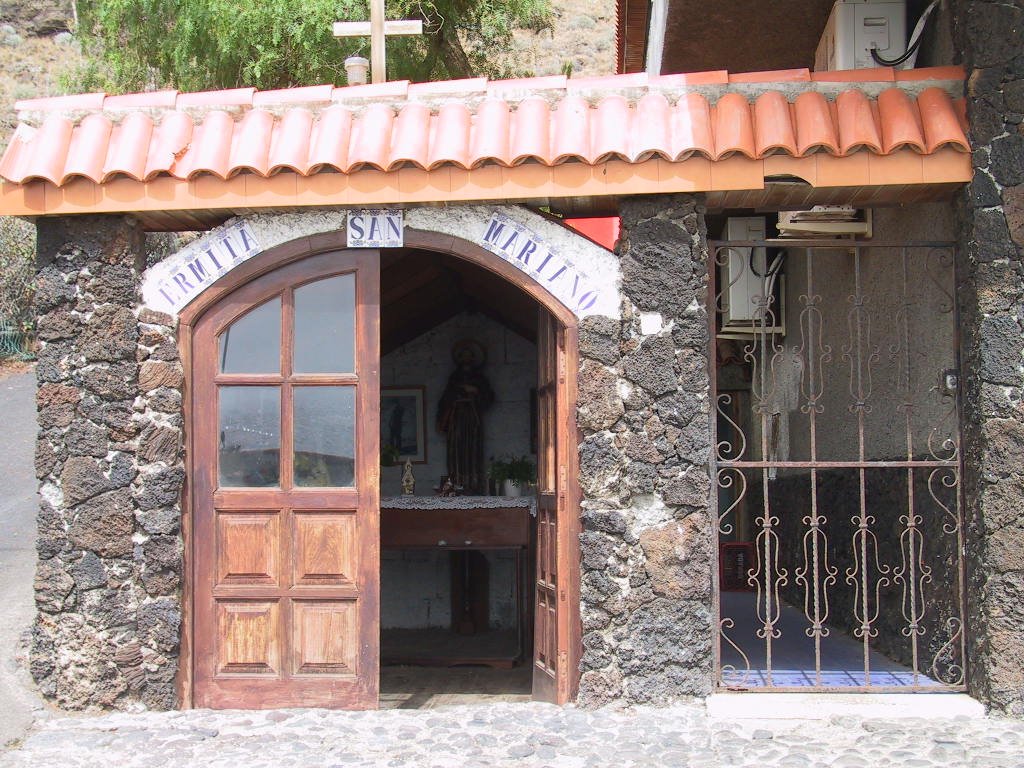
381,386,427,463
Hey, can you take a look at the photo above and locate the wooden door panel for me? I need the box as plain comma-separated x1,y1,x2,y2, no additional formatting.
292,512,358,586
193,250,380,709
216,600,281,675
216,513,281,586
533,308,566,703
292,600,358,676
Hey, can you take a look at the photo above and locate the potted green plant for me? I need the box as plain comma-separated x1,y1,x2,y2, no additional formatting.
489,455,536,497
381,443,401,467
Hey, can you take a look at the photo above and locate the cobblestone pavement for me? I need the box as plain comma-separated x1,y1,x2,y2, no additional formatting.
4,702,1024,768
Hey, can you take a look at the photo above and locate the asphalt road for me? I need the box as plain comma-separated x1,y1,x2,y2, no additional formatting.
0,370,43,746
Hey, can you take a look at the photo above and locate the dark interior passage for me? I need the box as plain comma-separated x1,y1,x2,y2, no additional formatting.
377,248,546,701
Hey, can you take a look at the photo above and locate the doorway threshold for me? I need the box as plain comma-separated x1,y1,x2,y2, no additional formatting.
707,692,986,721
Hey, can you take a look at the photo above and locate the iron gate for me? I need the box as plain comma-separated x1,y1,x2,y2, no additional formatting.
710,238,966,692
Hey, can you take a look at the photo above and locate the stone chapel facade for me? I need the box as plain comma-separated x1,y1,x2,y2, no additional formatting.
2,0,1023,716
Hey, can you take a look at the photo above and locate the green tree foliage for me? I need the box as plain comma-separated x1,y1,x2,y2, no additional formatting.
71,0,551,93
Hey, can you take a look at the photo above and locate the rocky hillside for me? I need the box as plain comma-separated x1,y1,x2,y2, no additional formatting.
0,1,81,139
0,0,616,145
512,0,616,78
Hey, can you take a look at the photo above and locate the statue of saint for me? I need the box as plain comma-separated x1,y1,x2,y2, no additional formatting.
401,459,415,495
436,341,493,494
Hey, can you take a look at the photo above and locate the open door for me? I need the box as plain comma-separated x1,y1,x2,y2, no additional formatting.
191,250,380,709
533,308,571,702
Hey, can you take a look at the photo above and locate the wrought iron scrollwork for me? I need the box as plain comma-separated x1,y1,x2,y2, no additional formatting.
716,467,747,536
710,238,965,692
930,616,966,687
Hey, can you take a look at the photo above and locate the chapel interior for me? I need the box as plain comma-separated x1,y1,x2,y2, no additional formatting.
376,248,543,707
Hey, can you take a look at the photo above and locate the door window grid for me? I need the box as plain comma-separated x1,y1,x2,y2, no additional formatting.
216,273,359,490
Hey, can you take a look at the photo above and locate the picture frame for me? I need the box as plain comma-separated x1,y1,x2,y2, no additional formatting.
381,386,427,464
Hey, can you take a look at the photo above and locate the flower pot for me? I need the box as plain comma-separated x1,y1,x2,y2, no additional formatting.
503,479,522,497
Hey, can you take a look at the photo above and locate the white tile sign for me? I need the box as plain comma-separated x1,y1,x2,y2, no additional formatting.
141,219,261,315
347,209,404,248
478,212,603,314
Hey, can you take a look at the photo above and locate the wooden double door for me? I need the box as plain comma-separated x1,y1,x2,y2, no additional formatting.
190,248,575,709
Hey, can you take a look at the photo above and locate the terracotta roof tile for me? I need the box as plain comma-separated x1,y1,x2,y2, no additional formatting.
103,111,153,181
252,85,334,106
714,93,756,158
836,89,883,154
730,68,811,83
812,67,896,83
0,68,969,189
754,91,798,156
176,88,256,109
104,90,179,110
670,92,715,160
651,70,729,86
268,108,314,175
878,87,926,153
66,114,114,182
14,92,105,112
896,65,965,81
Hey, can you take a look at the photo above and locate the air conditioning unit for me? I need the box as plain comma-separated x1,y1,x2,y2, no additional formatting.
815,0,907,71
777,206,873,238
720,217,785,335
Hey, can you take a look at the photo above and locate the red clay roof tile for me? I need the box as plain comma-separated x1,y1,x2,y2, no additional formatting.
793,92,839,155
105,90,179,110
730,68,810,83
268,108,314,175
670,92,714,160
714,93,756,159
176,88,256,109
878,87,926,153
103,111,153,181
753,91,798,156
15,92,106,112
836,89,883,155
0,68,969,189
253,85,334,106
812,67,896,83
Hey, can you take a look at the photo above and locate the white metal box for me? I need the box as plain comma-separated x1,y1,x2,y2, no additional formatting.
724,217,770,327
814,0,907,71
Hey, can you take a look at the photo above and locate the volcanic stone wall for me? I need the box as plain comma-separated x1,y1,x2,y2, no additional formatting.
953,0,1024,716
575,194,715,706
27,200,717,711
31,215,184,710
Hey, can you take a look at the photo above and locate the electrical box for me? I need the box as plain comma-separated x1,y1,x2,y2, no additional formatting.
814,0,907,71
721,217,784,334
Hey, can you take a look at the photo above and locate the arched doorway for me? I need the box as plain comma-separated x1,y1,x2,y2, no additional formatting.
179,231,580,709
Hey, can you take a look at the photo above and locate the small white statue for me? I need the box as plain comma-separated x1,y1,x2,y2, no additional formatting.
401,459,415,495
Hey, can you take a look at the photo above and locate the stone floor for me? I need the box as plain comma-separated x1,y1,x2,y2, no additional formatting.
4,700,1024,768
380,665,531,709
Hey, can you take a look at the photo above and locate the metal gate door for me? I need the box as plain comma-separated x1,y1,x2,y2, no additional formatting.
710,238,966,691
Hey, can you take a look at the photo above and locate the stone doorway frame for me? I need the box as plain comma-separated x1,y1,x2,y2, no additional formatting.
174,227,583,707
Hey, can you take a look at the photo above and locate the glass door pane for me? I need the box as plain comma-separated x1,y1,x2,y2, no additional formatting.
293,386,356,487
294,274,356,374
219,298,281,374
219,386,281,487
